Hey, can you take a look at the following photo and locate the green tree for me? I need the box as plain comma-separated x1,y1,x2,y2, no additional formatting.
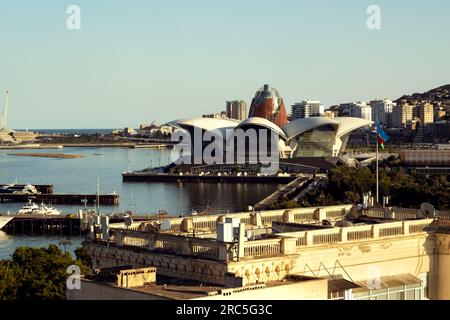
0,260,20,300
0,245,91,300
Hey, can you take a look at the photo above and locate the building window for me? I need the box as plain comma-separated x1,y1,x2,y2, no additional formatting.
328,290,345,300
352,286,423,301
293,125,336,158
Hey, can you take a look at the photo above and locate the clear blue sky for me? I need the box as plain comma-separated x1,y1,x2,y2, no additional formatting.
0,0,449,129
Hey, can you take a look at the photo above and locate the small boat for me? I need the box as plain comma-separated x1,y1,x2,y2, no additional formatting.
110,211,131,220
17,200,61,215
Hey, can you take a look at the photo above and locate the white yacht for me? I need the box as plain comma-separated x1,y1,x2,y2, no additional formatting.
22,184,39,195
17,200,61,216
0,183,40,195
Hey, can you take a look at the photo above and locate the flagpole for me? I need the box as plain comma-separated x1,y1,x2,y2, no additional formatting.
376,130,379,205
375,120,389,207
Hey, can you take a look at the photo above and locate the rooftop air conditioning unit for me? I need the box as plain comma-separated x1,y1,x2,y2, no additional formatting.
217,222,234,243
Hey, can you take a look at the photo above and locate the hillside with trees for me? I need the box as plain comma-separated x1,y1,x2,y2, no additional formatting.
271,157,449,211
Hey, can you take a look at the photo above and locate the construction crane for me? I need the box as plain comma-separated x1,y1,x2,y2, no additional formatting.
1,90,9,130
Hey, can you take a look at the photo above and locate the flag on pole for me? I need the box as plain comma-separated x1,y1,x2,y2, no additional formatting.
376,121,390,150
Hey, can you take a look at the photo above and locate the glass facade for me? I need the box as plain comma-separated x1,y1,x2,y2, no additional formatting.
352,283,423,300
292,125,337,158
329,274,426,300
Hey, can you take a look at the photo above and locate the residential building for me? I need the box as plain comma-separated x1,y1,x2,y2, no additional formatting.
291,101,323,120
339,102,372,122
226,100,248,121
391,103,414,129
399,149,450,167
417,103,434,125
370,99,396,127
202,112,227,119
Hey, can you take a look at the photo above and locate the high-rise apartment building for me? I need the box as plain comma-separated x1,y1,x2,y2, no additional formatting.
370,99,397,127
392,103,414,129
339,102,372,122
291,101,324,120
202,112,227,119
226,100,247,121
417,103,434,125
359,104,373,122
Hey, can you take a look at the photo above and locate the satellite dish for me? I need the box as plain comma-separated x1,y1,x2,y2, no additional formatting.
124,217,134,227
420,203,436,218
160,220,171,232
322,219,332,226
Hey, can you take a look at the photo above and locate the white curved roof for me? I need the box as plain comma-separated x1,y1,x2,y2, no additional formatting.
334,117,373,137
282,117,373,141
167,116,373,143
236,117,287,140
282,117,340,140
168,118,240,132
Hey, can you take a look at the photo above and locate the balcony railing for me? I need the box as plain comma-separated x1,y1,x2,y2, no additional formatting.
108,218,437,262
278,219,435,249
243,239,282,257
109,205,353,233
112,229,223,260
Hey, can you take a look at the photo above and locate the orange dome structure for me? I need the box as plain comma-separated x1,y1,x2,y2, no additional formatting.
248,84,288,127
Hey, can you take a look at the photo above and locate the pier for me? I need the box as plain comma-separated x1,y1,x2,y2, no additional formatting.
2,215,82,236
131,144,171,149
122,172,297,184
254,177,312,210
0,193,119,206
0,214,164,235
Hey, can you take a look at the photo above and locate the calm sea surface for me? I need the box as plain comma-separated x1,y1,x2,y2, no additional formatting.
0,147,281,259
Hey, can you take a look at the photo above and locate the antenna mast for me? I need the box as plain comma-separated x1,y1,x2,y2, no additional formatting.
1,91,9,130
96,177,100,213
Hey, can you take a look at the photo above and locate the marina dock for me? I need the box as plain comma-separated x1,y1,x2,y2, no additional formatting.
0,193,119,205
122,172,297,184
1,215,82,236
0,214,160,235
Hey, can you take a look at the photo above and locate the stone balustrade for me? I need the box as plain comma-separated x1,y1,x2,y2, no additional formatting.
107,215,438,261
107,218,436,263
395,209,422,220
109,205,353,233
378,222,404,237
437,214,450,232
310,228,342,245
112,229,224,261
346,225,373,241
277,219,435,248
363,207,431,220
363,208,385,219
243,239,282,258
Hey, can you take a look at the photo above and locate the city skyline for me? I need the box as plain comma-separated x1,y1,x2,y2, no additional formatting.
1,1,449,129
